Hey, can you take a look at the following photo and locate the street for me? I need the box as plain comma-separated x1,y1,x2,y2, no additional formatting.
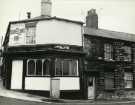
1,96,135,105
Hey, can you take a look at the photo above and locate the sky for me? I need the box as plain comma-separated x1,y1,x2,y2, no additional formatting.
0,0,135,41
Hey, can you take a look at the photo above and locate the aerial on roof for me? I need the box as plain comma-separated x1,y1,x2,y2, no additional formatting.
84,27,135,42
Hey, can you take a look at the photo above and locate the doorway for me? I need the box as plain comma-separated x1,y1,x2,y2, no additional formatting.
88,77,95,99
50,78,60,98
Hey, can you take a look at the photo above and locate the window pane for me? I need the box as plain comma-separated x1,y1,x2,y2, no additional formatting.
36,60,42,75
70,60,77,76
63,60,69,76
28,60,35,75
55,59,62,76
43,60,50,75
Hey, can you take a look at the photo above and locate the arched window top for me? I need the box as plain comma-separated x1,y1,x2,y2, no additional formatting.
27,60,36,76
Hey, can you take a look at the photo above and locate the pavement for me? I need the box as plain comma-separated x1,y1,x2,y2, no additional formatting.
1,79,135,104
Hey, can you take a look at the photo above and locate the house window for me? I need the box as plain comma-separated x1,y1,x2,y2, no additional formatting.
26,27,36,44
104,43,113,60
104,72,114,89
124,72,133,88
27,59,50,76
115,46,131,61
55,59,78,76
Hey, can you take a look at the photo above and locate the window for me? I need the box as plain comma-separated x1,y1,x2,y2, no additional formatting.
26,27,36,44
124,72,133,88
114,46,131,61
27,60,35,75
27,59,50,76
104,43,113,60
55,59,78,76
14,35,19,41
104,72,114,89
43,60,50,76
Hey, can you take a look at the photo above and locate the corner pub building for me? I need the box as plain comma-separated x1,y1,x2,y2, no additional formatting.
2,0,135,100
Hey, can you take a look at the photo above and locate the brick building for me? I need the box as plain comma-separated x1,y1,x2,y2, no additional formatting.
2,0,135,100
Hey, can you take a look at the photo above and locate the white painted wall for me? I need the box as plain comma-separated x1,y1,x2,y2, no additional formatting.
8,19,82,46
25,77,50,90
36,20,82,46
25,77,80,91
60,77,80,90
9,23,26,46
11,60,23,89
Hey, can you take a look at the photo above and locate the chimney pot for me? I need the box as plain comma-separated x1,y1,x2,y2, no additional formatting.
27,12,31,19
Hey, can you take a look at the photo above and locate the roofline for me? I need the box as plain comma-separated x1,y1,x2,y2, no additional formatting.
9,16,84,25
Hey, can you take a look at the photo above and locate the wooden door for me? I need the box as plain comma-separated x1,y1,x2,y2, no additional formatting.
88,77,95,99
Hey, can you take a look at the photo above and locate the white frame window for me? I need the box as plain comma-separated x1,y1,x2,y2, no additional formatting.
124,72,133,88
104,43,113,61
55,58,79,76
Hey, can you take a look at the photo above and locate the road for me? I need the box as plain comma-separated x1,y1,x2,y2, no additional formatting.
1,96,135,105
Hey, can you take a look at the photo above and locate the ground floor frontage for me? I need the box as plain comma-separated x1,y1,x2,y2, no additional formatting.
2,45,135,100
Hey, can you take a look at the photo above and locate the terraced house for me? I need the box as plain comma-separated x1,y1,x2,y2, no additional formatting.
2,0,135,100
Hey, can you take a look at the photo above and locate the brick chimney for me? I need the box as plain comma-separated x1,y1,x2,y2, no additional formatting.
41,0,52,17
86,9,98,29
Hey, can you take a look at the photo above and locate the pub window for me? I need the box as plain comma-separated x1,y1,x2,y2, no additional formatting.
104,72,114,89
36,60,42,75
27,59,50,76
124,72,133,88
104,43,113,60
26,27,36,44
27,60,36,75
43,60,50,76
55,59,78,76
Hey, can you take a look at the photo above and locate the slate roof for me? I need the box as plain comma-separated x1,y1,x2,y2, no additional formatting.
84,27,135,42
10,16,83,25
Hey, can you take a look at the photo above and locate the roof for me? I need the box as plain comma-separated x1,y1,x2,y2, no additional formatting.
10,16,84,25
84,27,135,42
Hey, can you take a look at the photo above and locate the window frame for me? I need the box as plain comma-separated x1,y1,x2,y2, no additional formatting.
55,58,79,77
26,59,51,76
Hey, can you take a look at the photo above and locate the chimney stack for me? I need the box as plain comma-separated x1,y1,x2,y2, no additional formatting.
27,12,31,19
41,0,52,17
86,9,98,29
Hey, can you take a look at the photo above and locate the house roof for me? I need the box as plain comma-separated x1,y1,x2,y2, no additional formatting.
84,27,135,42
10,16,84,25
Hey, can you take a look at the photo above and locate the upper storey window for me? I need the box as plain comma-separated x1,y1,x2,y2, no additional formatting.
25,22,36,44
104,43,113,61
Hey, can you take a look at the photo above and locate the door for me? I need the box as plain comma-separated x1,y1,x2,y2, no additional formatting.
88,77,95,99
11,60,23,89
50,78,60,98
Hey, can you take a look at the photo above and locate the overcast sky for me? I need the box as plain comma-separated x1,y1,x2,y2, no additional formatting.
0,0,135,39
